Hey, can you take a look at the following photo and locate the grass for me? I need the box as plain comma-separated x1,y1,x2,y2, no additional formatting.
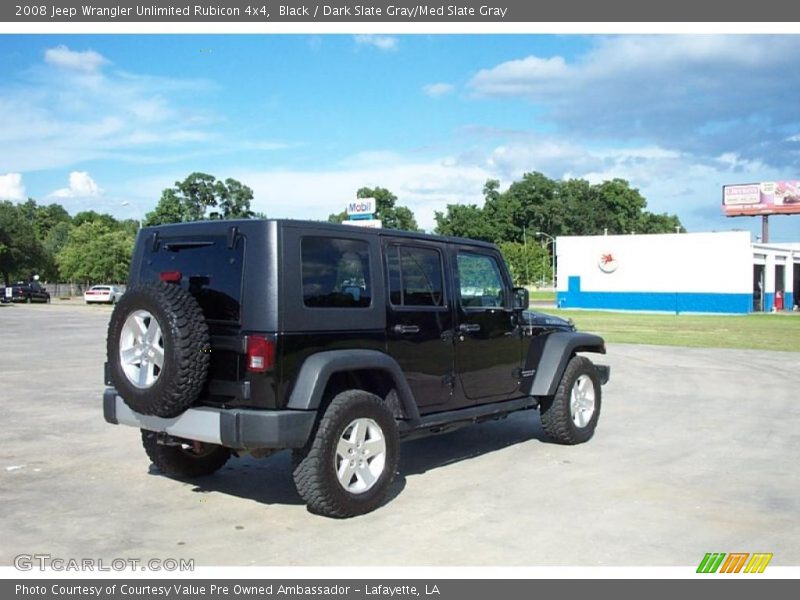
528,290,556,302
539,309,800,352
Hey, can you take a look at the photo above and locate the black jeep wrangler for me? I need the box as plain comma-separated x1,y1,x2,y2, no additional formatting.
103,220,609,518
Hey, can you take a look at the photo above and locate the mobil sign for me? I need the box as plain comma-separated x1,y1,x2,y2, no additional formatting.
347,197,376,218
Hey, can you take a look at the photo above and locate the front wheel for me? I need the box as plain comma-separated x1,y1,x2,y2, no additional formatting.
540,356,601,445
292,390,399,518
141,430,230,477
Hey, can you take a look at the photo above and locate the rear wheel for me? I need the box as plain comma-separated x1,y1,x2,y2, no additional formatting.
292,390,399,518
141,430,230,477
540,356,601,444
106,282,210,417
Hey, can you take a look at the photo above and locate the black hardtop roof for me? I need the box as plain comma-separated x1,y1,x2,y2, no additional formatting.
142,218,499,250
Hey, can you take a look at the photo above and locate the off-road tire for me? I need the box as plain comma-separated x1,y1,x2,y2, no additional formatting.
540,355,601,445
141,430,230,477
106,282,210,417
292,390,399,518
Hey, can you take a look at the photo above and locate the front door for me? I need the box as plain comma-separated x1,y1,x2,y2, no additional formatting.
385,241,455,410
453,249,522,403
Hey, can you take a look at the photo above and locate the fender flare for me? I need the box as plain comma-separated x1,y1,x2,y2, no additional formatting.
286,349,421,423
522,332,606,397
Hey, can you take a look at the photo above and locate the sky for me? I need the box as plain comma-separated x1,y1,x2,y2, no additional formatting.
1,34,799,241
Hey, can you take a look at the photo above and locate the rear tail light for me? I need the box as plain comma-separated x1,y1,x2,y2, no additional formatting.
246,336,275,373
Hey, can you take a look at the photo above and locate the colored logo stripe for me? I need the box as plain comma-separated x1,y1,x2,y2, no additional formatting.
720,553,749,573
697,553,726,573
744,553,773,573
697,552,773,573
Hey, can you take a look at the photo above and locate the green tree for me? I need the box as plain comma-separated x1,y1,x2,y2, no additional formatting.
559,177,684,235
144,189,184,226
0,201,49,285
213,177,257,220
434,203,495,241
144,172,257,226
73,210,119,229
57,221,134,284
21,200,72,239
328,186,420,231
637,211,685,234
498,240,552,286
43,221,72,259
490,172,564,243
590,178,648,234
13,199,73,280
435,174,684,242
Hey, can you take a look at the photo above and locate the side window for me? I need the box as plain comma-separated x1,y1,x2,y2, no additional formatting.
387,245,445,307
457,252,505,308
302,237,371,308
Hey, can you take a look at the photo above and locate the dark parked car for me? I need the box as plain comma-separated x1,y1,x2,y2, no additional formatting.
103,220,609,517
1,281,50,304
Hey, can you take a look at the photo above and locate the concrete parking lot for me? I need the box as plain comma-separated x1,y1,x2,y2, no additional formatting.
1,302,799,566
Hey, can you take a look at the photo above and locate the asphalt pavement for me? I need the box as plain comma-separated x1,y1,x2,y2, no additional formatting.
1,301,798,566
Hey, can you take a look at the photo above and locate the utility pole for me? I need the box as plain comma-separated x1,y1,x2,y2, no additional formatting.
536,231,556,289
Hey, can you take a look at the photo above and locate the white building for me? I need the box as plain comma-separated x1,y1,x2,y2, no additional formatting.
555,231,799,313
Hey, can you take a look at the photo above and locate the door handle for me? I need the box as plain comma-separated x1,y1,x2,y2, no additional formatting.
393,324,420,335
458,323,481,333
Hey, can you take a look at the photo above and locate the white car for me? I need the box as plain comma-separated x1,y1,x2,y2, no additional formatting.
84,285,124,305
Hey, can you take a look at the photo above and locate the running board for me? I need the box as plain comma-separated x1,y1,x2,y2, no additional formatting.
399,396,539,439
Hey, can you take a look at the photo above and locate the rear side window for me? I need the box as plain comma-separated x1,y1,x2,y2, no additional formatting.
301,237,371,308
387,245,445,307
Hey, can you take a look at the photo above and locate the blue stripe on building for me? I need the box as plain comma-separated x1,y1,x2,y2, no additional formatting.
764,292,774,312
558,276,752,314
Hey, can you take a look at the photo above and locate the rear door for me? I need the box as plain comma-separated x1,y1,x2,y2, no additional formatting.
452,248,522,403
384,239,455,411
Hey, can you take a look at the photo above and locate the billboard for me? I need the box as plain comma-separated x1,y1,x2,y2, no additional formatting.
723,181,800,216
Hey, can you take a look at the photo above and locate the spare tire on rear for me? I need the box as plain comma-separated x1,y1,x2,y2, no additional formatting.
106,282,210,418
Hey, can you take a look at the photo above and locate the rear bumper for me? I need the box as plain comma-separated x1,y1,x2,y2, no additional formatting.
103,389,315,450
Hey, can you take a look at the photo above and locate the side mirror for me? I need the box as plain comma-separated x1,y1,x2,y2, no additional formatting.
513,287,529,310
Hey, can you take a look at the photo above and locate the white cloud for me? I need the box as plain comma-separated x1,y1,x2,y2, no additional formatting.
44,45,109,72
469,36,795,100
354,35,398,51
467,35,800,170
423,83,455,98
51,171,102,198
0,173,26,201
121,131,796,240
471,56,568,96
0,45,223,172
234,155,490,231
